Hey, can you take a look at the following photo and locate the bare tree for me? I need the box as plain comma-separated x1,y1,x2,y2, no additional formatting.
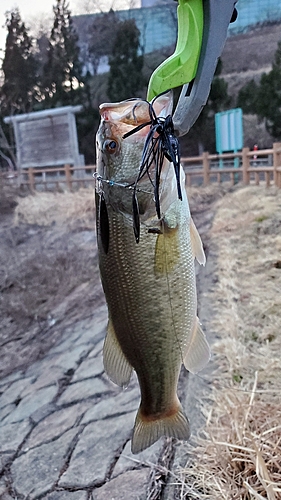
87,10,120,75
77,0,140,15
78,0,117,14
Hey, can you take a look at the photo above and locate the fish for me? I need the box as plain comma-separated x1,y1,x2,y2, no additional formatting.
95,92,210,454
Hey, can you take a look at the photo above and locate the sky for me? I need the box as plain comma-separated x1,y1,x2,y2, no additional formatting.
0,0,140,57
0,0,71,56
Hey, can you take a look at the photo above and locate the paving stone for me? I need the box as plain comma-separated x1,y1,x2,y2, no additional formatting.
24,402,90,450
88,338,104,358
57,378,110,405
49,336,85,356
0,477,8,495
21,366,63,397
72,355,104,382
0,482,13,500
51,308,107,353
0,370,23,387
0,452,14,470
30,402,57,424
0,403,16,421
42,490,88,500
53,345,91,371
25,345,89,378
0,493,14,500
59,413,135,488
82,387,139,424
0,384,9,394
93,469,150,500
112,438,165,478
0,420,32,453
23,356,62,379
10,428,78,500
74,321,106,347
0,377,34,409
162,440,190,500
2,385,57,424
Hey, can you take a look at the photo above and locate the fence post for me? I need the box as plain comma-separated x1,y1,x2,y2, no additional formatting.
65,164,72,192
202,152,210,186
28,167,35,193
273,142,281,187
242,147,250,185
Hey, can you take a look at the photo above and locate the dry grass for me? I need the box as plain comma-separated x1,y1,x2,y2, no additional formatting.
182,185,281,499
14,188,95,227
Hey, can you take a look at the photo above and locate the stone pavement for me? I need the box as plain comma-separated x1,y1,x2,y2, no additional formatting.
0,251,215,500
0,302,177,499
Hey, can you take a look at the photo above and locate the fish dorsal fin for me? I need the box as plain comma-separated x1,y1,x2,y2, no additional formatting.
183,317,211,374
103,318,133,388
190,217,206,266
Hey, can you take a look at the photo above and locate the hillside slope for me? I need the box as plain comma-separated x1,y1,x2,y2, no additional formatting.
221,21,281,97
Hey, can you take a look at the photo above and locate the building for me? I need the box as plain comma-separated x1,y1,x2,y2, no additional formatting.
229,0,281,33
73,2,177,70
73,0,281,74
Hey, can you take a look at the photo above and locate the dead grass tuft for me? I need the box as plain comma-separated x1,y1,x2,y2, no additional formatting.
14,188,95,227
184,376,281,499
181,185,281,499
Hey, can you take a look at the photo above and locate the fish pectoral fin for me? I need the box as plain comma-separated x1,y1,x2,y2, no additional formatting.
183,317,211,374
190,217,206,266
103,318,133,388
131,400,190,454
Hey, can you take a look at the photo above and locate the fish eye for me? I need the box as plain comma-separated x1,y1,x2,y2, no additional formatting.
103,139,118,154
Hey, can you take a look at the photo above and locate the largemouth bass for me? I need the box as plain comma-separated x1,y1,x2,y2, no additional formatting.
95,92,210,454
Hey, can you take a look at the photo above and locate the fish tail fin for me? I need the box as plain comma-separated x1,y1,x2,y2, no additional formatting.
131,401,190,454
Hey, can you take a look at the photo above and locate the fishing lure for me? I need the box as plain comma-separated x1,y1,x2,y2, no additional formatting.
123,99,182,244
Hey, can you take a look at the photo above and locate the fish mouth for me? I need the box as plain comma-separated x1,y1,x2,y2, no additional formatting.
97,92,183,243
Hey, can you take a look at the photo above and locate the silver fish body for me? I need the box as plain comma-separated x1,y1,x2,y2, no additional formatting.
95,94,210,454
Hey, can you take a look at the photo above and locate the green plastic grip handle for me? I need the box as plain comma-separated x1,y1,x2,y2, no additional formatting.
147,0,203,102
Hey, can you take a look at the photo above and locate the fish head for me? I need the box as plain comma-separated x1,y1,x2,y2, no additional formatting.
96,93,173,185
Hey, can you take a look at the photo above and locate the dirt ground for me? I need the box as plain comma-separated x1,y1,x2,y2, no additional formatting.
0,183,102,379
0,180,224,381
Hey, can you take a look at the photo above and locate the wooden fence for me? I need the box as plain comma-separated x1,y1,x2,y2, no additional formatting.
2,142,281,192
182,142,281,188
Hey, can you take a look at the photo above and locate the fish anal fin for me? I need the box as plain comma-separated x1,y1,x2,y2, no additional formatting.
190,218,206,266
131,400,190,454
103,319,133,388
183,317,211,374
154,223,179,275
